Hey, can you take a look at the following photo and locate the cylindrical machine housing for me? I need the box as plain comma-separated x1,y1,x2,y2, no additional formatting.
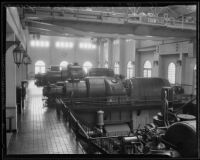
64,80,87,98
86,77,106,97
129,78,170,104
104,78,127,96
49,86,64,95
122,136,141,143
164,120,197,157
97,110,104,127
43,84,64,96
46,71,62,83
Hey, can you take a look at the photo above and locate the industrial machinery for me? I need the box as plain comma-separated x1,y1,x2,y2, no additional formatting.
87,68,114,77
35,63,85,86
41,64,197,156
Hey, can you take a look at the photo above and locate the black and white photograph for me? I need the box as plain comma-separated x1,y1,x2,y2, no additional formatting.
1,2,199,159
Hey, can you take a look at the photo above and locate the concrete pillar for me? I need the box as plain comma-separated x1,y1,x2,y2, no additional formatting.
119,39,126,76
152,49,159,77
6,45,18,131
176,53,183,85
158,55,164,78
126,39,136,77
74,38,78,63
108,38,114,69
99,41,104,68
49,37,54,66
135,52,140,77
103,41,108,66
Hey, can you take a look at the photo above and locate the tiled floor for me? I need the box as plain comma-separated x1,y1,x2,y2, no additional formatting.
7,80,84,154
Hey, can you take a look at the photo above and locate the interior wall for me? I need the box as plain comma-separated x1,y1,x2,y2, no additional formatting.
159,54,179,80
27,35,197,94
137,51,154,77
6,45,17,130
182,57,196,94
113,41,120,63
28,35,98,76
103,42,109,64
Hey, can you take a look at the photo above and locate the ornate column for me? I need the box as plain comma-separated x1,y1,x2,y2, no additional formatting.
119,38,126,76
108,38,114,69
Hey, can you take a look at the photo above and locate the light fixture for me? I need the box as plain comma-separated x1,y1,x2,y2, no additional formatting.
153,60,159,66
23,55,32,65
13,44,26,68
177,60,182,66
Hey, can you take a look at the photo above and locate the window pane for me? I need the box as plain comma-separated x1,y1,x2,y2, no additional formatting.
168,63,175,84
127,61,134,78
144,60,151,78
105,63,108,68
60,61,68,70
144,61,151,69
35,61,46,74
83,61,92,73
114,62,119,74
41,67,45,73
35,67,39,74
148,70,151,77
144,70,147,77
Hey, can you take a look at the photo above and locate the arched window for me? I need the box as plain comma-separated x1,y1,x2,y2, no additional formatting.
127,61,134,79
83,61,93,73
168,62,176,84
143,60,152,78
60,61,68,70
104,61,108,68
114,62,120,74
35,60,45,74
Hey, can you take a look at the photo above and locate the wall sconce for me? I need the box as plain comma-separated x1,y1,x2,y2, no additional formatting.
13,44,26,68
177,60,182,66
130,61,135,65
153,60,159,66
23,55,32,65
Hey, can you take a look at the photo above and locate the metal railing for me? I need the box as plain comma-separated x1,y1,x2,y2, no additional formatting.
58,96,132,154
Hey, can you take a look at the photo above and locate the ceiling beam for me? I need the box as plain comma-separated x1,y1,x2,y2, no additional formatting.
23,8,196,29
26,20,183,41
26,18,196,39
28,26,77,38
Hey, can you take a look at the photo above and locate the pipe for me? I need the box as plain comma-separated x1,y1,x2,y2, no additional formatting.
174,97,196,114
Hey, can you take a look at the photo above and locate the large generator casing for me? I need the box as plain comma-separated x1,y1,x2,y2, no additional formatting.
43,84,64,97
164,120,197,157
45,71,62,83
128,78,170,104
86,77,106,97
64,81,87,98
88,68,114,77
104,78,127,96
